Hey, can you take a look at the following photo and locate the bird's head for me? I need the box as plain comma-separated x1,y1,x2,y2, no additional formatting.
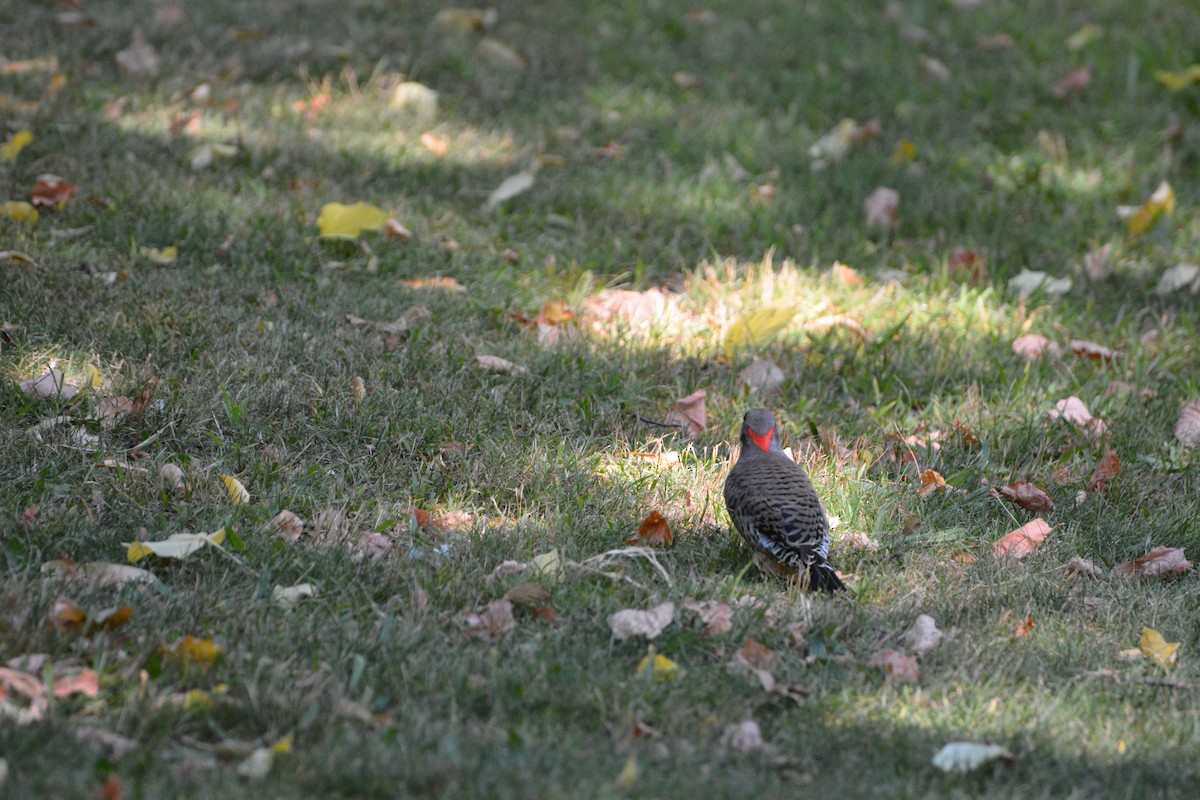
740,408,783,454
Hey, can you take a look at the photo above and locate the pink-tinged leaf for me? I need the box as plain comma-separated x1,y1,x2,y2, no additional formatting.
1051,66,1092,98
1012,334,1059,360
462,599,517,639
1069,339,1120,361
52,669,99,698
1111,547,1193,579
681,598,733,636
870,649,919,683
665,389,706,436
1049,396,1093,427
864,186,899,229
993,518,1052,558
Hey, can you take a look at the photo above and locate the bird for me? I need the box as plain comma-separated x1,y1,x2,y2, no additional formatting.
723,408,846,593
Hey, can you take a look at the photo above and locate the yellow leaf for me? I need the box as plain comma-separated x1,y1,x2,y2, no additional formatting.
1,130,33,162
0,200,39,223
183,689,213,712
317,202,388,239
636,652,679,680
723,306,796,355
85,365,103,389
174,635,224,665
1155,65,1200,91
222,474,250,505
1066,23,1102,52
531,548,562,584
1127,181,1175,236
126,530,227,562
139,245,177,264
272,733,294,754
891,138,916,164
126,542,154,563
1139,627,1180,673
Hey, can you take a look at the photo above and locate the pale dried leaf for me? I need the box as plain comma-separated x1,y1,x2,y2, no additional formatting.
1011,334,1059,360
870,649,919,682
40,560,157,588
488,560,528,580
932,742,1014,774
1174,400,1200,448
271,583,316,610
864,186,899,229
159,463,186,492
584,288,669,325
1111,547,1192,579
1070,340,1120,361
993,518,1052,558
462,599,517,639
1048,396,1093,428
19,367,77,399
608,602,675,641
1010,269,1071,298
904,614,944,654
483,170,535,212
681,598,733,636
1063,556,1105,579
1154,263,1200,295
115,28,159,77
835,532,879,552
725,720,766,753
473,355,529,376
740,358,785,395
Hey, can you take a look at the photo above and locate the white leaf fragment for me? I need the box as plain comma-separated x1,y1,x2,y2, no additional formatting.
607,601,675,641
1009,269,1071,299
932,742,1014,774
904,614,944,654
483,171,535,212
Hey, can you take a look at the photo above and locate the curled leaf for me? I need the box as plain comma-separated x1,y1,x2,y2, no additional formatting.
221,475,250,505
664,389,706,436
1111,547,1192,579
632,511,673,546
608,602,675,641
1139,627,1180,673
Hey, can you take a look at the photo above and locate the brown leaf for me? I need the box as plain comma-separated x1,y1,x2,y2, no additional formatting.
502,582,549,605
384,219,413,241
1087,450,1120,493
399,276,465,292
738,638,781,671
836,532,879,552
993,517,1052,558
631,511,673,546
917,469,946,496
1104,381,1156,401
87,605,133,633
1051,66,1092,98
665,389,706,436
1014,616,1035,638
1111,547,1193,579
870,649,919,683
1175,400,1200,448
947,247,988,283
269,510,305,544
531,605,560,622
462,600,517,639
830,261,863,286
1070,339,1121,361
30,174,76,208
1012,333,1059,360
51,596,87,634
681,598,733,636
997,481,1054,512
53,669,99,698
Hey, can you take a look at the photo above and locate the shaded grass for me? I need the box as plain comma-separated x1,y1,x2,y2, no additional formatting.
2,0,1200,798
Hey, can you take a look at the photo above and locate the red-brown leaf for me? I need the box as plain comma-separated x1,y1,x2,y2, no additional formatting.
632,510,674,546
997,481,1054,513
1087,450,1121,493
1111,547,1193,579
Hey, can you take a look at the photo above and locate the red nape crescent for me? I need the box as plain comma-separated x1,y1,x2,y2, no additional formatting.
748,426,774,452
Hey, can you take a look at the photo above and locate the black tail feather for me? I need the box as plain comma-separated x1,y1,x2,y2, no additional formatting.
806,561,846,594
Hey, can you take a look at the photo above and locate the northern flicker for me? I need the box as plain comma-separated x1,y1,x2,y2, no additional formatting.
724,408,846,593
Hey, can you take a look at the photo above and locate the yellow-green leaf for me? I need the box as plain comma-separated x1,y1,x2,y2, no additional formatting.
636,652,679,680
1127,181,1175,236
85,365,103,389
174,634,224,665
139,245,178,264
724,306,796,355
222,474,250,505
0,201,39,223
531,548,562,584
1155,65,1200,91
1066,23,1102,52
1139,626,1180,673
272,733,294,754
1,130,33,162
317,202,388,239
126,530,227,563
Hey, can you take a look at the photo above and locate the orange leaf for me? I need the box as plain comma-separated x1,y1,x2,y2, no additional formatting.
993,518,1052,558
52,669,99,698
918,469,946,496
51,596,87,633
420,132,449,156
88,605,133,633
1014,616,1035,638
1111,546,1193,579
739,638,781,671
633,510,674,546
830,261,862,286
30,174,76,208
1087,450,1120,493
172,636,224,665
870,649,919,683
947,247,988,283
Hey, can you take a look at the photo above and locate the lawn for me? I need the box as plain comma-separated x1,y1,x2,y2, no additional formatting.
2,1,1199,797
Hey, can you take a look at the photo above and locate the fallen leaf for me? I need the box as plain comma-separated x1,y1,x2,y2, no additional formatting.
0,201,38,223
1009,269,1072,298
483,170,535,212
1087,450,1120,493
420,132,448,156
1154,64,1200,91
236,747,274,780
891,138,917,163
40,560,156,588
636,652,679,680
1050,65,1092,98
608,602,675,641
87,606,132,633
472,355,529,376
50,596,87,634
919,56,951,83
738,638,781,671
1063,556,1106,579
993,518,1052,558
272,583,316,610
740,358,785,395
127,529,227,563
488,560,528,580
169,636,223,665
584,288,670,325
476,37,526,70
932,742,1014,774
1155,263,1200,295
399,275,465,292
1067,23,1103,51
1,129,33,163
389,82,439,123
904,614,943,654
1014,616,1035,637
30,175,76,208
462,600,517,639
1048,396,1105,438
724,306,796,354
870,649,919,683
1111,547,1192,579
681,598,733,635
1139,627,1180,673
317,202,388,239
351,376,366,404
1122,181,1174,236
1070,340,1120,361
917,469,946,496
1174,400,1200,448
808,118,857,169
221,475,249,505
159,463,186,492
18,366,78,399
115,28,160,77
0,251,35,266
139,245,177,264
864,186,900,229
1083,243,1113,280
502,582,549,605
725,720,765,753
998,481,1054,512
632,511,674,546
947,247,988,283
665,389,706,436
1008,333,1056,357
530,549,562,583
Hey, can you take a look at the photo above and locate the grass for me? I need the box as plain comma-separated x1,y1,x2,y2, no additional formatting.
2,0,1199,797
